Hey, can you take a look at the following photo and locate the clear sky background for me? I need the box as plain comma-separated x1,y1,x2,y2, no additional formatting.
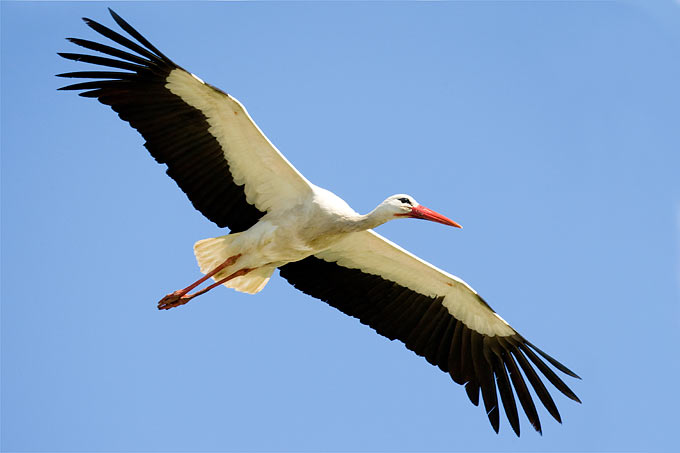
2,1,679,452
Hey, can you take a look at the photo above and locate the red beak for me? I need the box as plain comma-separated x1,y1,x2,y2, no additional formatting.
409,205,462,228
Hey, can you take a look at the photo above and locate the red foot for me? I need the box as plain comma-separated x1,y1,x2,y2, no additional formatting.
158,290,192,310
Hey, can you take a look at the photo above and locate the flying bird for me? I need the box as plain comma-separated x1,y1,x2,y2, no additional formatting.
58,9,580,436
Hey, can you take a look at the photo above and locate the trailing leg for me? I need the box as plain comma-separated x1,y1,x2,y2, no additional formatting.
157,254,242,310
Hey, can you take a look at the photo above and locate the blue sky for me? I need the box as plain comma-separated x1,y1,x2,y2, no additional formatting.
2,1,679,451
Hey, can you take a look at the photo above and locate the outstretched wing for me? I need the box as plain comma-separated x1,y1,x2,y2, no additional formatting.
279,230,580,436
58,9,313,232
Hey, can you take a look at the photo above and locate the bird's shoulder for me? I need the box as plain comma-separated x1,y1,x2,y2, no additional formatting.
309,185,358,218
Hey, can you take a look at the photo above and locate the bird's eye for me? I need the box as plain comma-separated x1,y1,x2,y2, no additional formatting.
397,197,412,206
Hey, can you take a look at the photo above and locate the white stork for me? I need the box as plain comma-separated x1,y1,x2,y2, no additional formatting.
58,9,580,436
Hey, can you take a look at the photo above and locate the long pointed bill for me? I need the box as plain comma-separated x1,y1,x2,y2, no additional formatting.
409,205,462,228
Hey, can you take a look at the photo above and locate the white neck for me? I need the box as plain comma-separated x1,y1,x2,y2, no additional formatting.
343,204,396,233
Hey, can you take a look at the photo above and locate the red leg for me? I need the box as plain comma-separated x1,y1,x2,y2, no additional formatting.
157,254,241,309
158,267,253,310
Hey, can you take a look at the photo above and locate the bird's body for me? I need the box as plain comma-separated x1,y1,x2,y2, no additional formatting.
58,9,580,436
192,185,371,294
243,185,365,265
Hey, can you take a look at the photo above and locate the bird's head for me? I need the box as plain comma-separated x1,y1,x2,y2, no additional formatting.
382,194,462,228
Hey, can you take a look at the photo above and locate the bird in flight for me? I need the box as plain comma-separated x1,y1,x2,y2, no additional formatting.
58,9,580,436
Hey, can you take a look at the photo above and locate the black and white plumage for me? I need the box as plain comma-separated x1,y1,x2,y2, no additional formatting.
58,9,580,436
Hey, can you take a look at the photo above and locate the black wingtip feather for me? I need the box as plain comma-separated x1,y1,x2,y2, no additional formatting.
520,344,581,404
512,349,563,423
465,381,480,406
487,404,500,434
59,53,141,74
108,8,171,62
525,340,582,380
492,354,520,436
81,16,161,63
499,338,542,434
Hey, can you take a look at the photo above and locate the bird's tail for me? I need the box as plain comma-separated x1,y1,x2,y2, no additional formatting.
193,234,273,294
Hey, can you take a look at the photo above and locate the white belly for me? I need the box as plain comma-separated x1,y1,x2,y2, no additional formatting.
233,187,360,268
193,184,363,294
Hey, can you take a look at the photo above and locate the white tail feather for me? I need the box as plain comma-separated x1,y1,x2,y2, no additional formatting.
193,234,273,294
